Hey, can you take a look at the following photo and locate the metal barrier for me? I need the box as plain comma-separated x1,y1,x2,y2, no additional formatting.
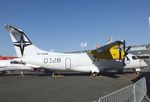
134,77,147,102
98,77,148,102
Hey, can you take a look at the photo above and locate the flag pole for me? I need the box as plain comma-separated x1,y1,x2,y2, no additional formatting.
149,17,150,28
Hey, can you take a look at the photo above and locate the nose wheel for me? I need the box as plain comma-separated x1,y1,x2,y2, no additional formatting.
135,68,141,74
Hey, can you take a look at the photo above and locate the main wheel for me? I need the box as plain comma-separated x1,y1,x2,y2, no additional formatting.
91,72,98,77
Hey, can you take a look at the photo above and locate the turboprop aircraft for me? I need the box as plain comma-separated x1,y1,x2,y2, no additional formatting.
4,24,147,76
99,53,148,73
123,54,147,73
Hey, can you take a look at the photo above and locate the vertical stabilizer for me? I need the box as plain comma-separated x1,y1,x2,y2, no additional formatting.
4,24,41,57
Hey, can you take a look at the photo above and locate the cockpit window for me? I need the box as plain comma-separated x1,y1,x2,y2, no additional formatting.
132,56,138,60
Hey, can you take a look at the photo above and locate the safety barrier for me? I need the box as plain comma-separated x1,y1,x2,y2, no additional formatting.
134,77,147,102
98,77,149,102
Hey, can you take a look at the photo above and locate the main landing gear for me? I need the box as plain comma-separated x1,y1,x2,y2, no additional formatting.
91,72,99,77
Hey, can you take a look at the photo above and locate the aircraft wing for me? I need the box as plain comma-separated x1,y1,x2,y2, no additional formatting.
90,41,125,60
0,60,33,72
0,65,33,71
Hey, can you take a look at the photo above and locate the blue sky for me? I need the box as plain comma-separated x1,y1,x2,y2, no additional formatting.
0,0,150,55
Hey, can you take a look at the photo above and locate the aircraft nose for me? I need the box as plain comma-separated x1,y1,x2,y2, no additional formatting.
140,60,148,68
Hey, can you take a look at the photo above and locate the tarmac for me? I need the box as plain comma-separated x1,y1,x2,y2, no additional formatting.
0,72,145,102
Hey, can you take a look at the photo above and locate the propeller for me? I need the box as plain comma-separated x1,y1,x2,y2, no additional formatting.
122,40,131,66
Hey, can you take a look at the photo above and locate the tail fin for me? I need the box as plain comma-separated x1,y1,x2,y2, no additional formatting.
4,24,41,57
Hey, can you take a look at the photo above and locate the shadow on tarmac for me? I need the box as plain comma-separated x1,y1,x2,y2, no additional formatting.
36,71,126,78
0,70,136,77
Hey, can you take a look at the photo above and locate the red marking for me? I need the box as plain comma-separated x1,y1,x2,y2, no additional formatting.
0,56,17,60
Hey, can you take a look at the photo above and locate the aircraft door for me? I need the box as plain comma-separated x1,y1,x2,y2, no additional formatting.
65,58,71,70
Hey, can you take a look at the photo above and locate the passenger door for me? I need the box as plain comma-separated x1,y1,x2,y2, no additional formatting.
65,58,71,70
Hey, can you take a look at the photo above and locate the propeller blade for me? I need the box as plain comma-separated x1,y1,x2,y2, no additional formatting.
125,46,131,55
118,46,122,60
122,40,131,66
123,40,126,52
119,50,121,60
126,56,130,61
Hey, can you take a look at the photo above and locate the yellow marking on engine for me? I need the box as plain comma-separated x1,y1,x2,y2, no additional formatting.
91,44,125,60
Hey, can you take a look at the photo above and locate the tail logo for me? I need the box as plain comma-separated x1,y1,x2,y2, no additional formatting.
13,34,32,56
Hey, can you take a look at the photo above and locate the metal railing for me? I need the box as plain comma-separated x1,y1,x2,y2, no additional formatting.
98,77,148,102
134,77,147,102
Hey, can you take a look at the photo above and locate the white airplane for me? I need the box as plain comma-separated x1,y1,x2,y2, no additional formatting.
99,53,147,73
0,56,33,75
123,54,147,73
4,25,147,76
